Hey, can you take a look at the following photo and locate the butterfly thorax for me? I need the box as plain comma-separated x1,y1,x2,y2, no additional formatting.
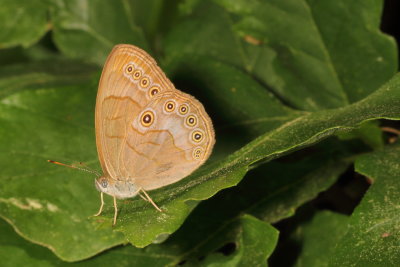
95,176,138,199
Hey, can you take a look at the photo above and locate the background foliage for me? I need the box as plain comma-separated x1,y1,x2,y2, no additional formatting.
0,0,399,266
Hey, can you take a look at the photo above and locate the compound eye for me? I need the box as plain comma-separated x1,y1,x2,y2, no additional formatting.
101,179,108,188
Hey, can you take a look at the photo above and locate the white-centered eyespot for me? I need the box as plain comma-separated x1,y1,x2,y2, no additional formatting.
140,77,150,88
191,129,204,143
178,104,189,115
141,111,154,127
185,114,197,127
125,64,134,74
148,86,160,98
164,100,176,112
133,69,142,80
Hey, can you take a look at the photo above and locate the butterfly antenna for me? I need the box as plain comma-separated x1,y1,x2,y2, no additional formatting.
47,160,101,177
77,161,102,177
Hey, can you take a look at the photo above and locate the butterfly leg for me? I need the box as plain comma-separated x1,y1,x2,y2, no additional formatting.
138,192,148,202
93,192,104,216
112,188,141,225
113,196,118,226
140,188,162,212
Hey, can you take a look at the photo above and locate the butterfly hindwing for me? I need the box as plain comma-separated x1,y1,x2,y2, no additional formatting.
126,91,215,190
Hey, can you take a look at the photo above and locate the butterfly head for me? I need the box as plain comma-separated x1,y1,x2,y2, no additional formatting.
95,176,139,199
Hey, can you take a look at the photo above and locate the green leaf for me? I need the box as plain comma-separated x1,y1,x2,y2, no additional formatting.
248,149,351,222
166,57,304,153
0,62,127,262
302,0,397,103
0,213,277,267
50,0,148,65
0,39,63,67
0,218,56,267
128,0,181,49
0,0,48,48
337,120,384,150
0,59,98,99
1,51,400,261
153,145,349,264
127,0,164,41
165,0,397,110
201,215,278,266
294,211,349,267
0,218,174,266
0,1,398,266
331,144,400,266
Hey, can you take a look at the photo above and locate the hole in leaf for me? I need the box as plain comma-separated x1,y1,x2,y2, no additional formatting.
216,242,237,256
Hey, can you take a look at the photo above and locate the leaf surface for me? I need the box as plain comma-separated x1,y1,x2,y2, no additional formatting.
331,144,400,266
0,60,399,260
0,0,48,48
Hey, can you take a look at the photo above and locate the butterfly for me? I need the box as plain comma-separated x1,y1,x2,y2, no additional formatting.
91,44,215,225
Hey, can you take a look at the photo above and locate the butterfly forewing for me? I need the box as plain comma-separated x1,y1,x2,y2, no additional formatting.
96,45,176,180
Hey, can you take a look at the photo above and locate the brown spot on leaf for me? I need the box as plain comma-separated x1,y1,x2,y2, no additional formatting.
381,232,390,238
244,35,262,45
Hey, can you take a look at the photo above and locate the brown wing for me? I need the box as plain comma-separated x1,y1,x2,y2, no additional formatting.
95,44,175,180
123,91,215,190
